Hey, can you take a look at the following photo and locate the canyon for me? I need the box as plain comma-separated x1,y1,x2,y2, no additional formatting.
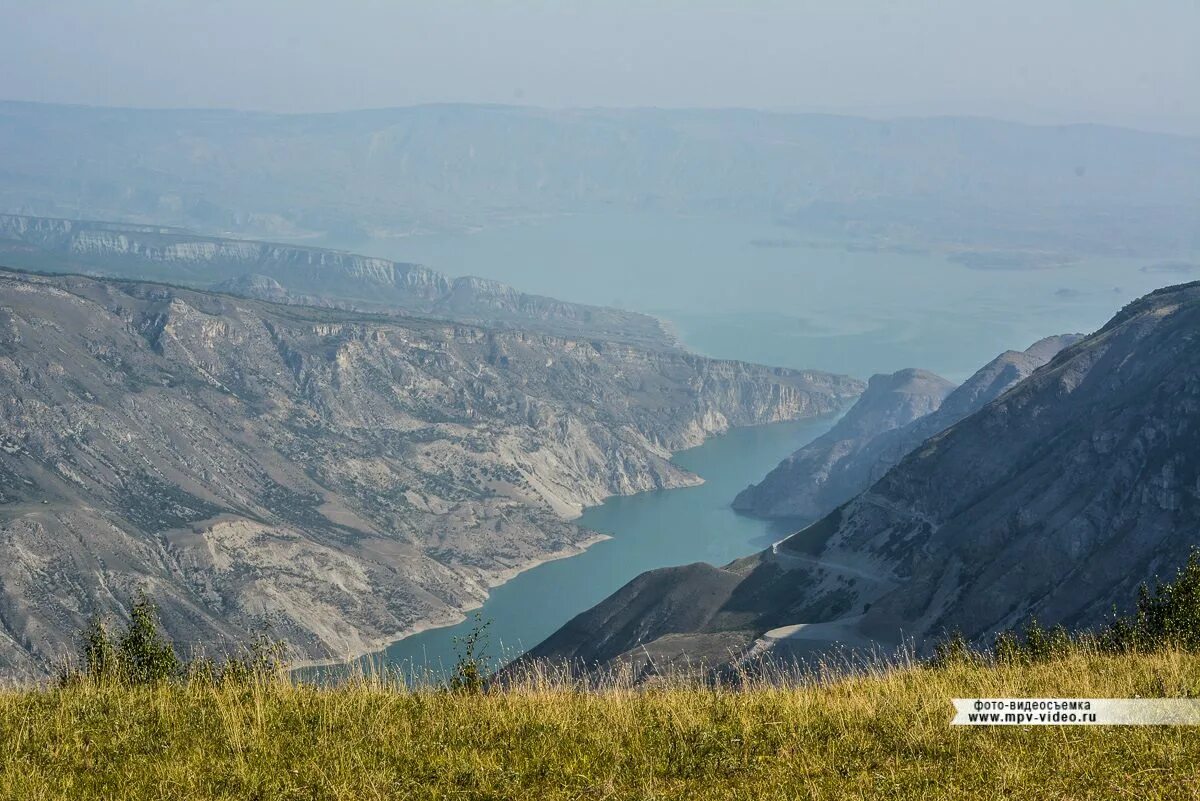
530,283,1200,673
0,268,860,676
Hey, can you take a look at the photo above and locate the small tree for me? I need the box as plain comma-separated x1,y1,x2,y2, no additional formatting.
116,591,180,684
66,592,287,687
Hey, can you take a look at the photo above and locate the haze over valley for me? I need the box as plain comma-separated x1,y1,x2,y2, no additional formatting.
3,101,1197,379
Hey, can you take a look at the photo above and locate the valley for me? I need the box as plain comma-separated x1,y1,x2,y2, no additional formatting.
1,209,1191,680
0,106,1197,685
0,268,858,676
531,282,1200,674
7,7,1200,797
365,415,837,676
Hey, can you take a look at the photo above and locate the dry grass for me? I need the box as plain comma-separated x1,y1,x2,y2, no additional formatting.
2,650,1200,799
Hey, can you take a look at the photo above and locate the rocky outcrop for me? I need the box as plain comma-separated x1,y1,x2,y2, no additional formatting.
0,214,673,347
732,369,955,520
529,283,1200,671
733,335,1081,521
0,269,861,677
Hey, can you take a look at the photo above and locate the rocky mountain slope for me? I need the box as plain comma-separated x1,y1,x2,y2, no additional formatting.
2,102,1198,258
0,269,861,677
529,283,1200,672
0,214,672,347
732,369,955,521
734,335,1081,520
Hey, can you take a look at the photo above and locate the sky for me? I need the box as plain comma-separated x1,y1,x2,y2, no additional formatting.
2,0,1198,134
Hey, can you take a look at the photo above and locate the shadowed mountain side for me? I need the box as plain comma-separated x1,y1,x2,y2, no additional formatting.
733,369,955,520
734,334,1082,520
529,283,1200,672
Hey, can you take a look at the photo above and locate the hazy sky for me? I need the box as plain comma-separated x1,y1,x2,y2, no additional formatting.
2,0,1198,133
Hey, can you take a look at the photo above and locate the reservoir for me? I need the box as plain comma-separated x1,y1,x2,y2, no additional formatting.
370,414,835,677
322,210,1180,676
318,210,1171,382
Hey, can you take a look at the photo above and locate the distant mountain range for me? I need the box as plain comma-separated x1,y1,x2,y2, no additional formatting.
0,268,860,677
2,102,1198,258
529,284,1200,673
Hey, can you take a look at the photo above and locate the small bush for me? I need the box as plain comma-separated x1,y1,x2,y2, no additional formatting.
1126,550,1200,651
63,591,287,688
929,630,975,668
930,548,1200,667
213,635,290,685
992,630,1025,666
449,614,492,694
80,614,117,682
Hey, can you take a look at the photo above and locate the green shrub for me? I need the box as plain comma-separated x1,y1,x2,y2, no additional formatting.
449,614,492,694
80,614,117,682
930,548,1200,667
929,630,975,668
1127,549,1200,651
116,591,181,684
213,634,290,685
63,591,287,688
992,630,1025,666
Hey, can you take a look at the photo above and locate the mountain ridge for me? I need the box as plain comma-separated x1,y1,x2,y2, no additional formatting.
3,102,1197,258
732,368,955,521
0,267,861,677
733,334,1083,520
0,213,674,347
528,282,1200,673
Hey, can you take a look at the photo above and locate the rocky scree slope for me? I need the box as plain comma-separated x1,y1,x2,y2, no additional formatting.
734,335,1082,521
529,284,1200,671
0,214,671,347
0,269,861,676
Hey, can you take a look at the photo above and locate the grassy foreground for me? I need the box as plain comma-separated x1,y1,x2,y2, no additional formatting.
2,652,1200,800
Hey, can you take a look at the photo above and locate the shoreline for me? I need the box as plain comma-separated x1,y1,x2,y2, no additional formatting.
291,413,849,676
289,530,614,674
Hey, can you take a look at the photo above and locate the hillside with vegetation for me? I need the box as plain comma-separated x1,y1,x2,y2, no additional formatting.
3,646,1199,799
4,559,1200,800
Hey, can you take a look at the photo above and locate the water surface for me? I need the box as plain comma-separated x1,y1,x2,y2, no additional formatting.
316,210,1185,675
372,416,834,676
316,211,1174,381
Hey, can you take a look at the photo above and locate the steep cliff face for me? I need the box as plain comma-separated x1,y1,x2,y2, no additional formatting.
0,269,861,676
0,214,672,347
734,335,1081,521
529,283,1200,671
732,369,955,520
